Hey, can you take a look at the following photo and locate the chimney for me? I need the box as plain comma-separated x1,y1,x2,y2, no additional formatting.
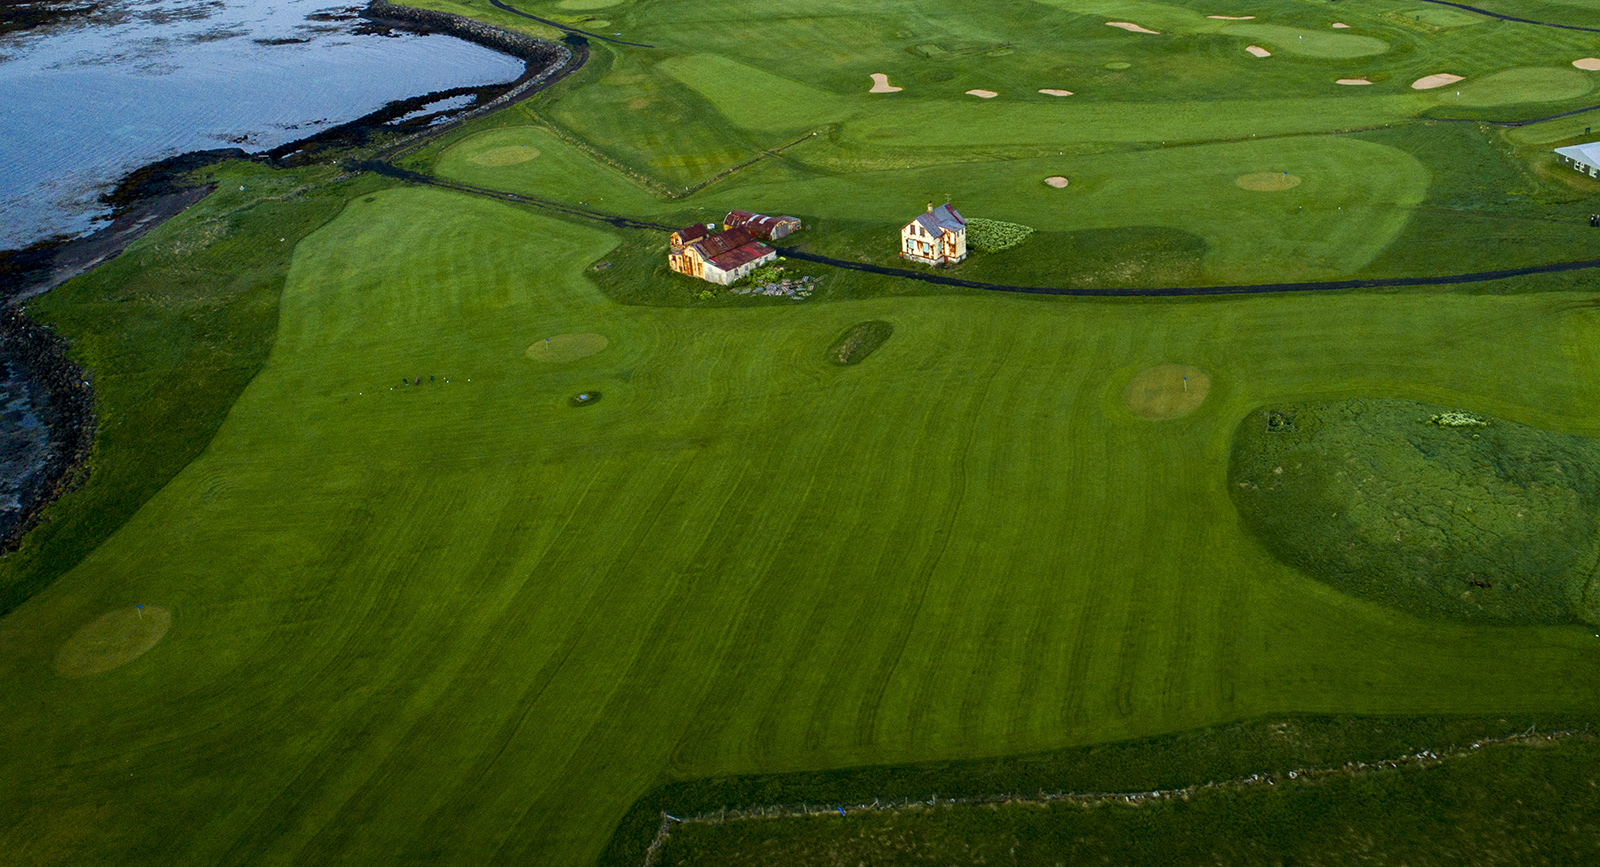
926,202,934,212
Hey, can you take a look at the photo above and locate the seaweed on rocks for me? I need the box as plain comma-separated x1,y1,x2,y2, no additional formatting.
0,308,94,553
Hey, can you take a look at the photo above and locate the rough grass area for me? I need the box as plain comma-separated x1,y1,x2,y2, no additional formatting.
0,162,366,617
653,725,1600,867
827,321,893,365
1229,398,1600,625
963,218,1035,253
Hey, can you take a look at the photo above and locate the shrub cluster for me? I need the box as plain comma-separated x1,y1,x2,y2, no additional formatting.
965,218,1035,253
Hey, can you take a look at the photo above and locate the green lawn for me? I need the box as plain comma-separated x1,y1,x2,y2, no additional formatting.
6,185,1600,865
10,0,1600,864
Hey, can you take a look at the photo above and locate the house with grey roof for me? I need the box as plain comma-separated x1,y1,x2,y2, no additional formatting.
900,203,967,266
1555,141,1600,178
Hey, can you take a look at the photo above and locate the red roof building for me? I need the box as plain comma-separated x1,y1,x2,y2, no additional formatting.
723,210,802,240
667,223,777,285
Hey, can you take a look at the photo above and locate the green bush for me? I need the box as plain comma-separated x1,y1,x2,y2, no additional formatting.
965,218,1035,253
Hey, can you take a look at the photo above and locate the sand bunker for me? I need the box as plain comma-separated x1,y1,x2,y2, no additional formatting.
966,89,998,98
1106,21,1159,34
1412,73,1464,90
1045,176,1070,188
1575,58,1600,71
54,606,172,677
1336,78,1373,85
1208,14,1254,19
1236,172,1302,191
1246,45,1271,57
1039,88,1074,96
1125,365,1209,420
869,73,902,93
1331,22,1350,28
527,333,609,362
470,146,540,167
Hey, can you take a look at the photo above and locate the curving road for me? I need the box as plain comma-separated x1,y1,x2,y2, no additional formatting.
366,162,1600,298
488,0,654,47
1410,0,1600,33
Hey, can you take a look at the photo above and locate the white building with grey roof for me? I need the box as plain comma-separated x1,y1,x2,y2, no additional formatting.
901,203,967,266
1555,141,1600,178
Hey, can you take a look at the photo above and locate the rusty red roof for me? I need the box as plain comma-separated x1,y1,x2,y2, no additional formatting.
725,210,800,238
709,241,775,270
673,223,710,245
691,227,757,259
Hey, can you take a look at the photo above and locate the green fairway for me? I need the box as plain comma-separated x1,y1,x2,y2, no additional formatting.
12,0,1600,863
7,185,1600,865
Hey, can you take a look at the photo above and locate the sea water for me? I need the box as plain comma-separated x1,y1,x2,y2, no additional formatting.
0,0,525,251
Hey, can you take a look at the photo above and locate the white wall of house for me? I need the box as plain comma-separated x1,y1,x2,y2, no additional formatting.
701,249,777,285
901,223,966,265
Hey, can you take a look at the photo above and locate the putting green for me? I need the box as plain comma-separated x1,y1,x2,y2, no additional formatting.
1223,24,1389,58
1236,172,1301,191
53,606,172,677
1449,67,1594,107
527,332,609,362
1123,364,1208,419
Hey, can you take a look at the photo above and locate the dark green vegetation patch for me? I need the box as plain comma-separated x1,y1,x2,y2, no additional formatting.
1229,398,1600,625
963,218,1035,254
657,730,1600,867
826,320,894,366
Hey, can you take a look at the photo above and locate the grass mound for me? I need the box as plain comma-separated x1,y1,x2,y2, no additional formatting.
1229,398,1600,625
965,218,1035,253
827,321,893,366
53,606,172,677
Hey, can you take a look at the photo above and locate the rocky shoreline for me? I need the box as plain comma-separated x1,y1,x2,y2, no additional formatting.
0,308,94,552
0,1,576,557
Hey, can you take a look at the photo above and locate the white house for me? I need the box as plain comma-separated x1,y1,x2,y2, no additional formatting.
900,203,967,266
1555,141,1600,178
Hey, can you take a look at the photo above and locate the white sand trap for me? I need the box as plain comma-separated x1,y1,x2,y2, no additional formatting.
1336,78,1373,85
1331,22,1350,28
966,89,998,98
527,333,609,362
1107,21,1160,34
470,146,540,167
868,73,902,93
1208,15,1255,19
54,606,172,677
1125,365,1209,419
1575,58,1600,71
1039,88,1075,96
1412,73,1464,90
1045,176,1070,188
1246,45,1271,57
1236,172,1302,191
